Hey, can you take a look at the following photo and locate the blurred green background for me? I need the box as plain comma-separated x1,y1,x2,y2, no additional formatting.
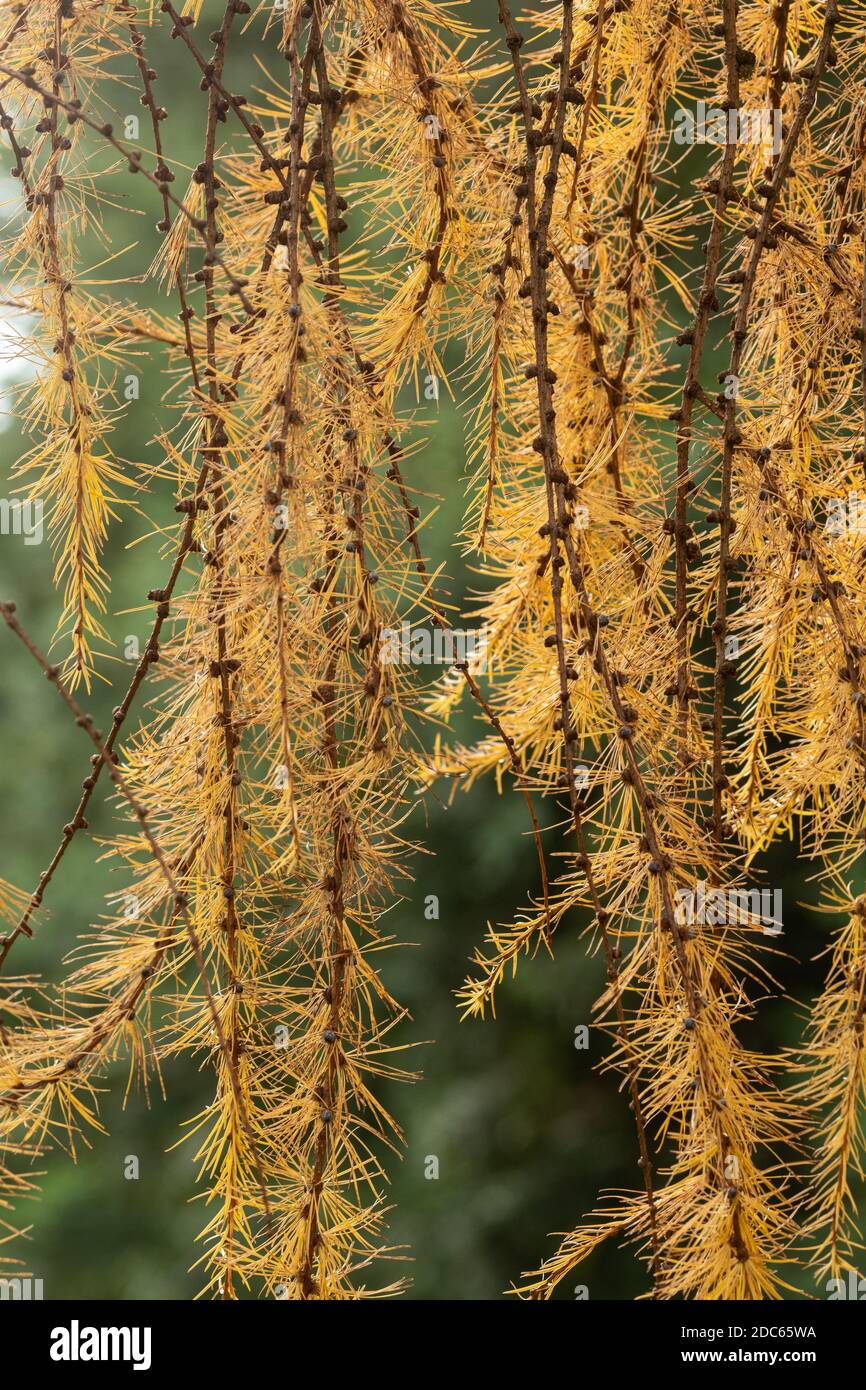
0,1,858,1301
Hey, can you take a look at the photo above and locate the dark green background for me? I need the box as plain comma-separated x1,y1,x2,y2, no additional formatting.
0,1,856,1300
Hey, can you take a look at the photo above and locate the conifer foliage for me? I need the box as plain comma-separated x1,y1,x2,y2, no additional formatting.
1,0,865,1300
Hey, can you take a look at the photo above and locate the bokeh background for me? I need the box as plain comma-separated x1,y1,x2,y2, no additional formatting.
0,0,860,1300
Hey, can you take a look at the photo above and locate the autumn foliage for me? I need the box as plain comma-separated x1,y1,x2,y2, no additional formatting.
1,0,865,1301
